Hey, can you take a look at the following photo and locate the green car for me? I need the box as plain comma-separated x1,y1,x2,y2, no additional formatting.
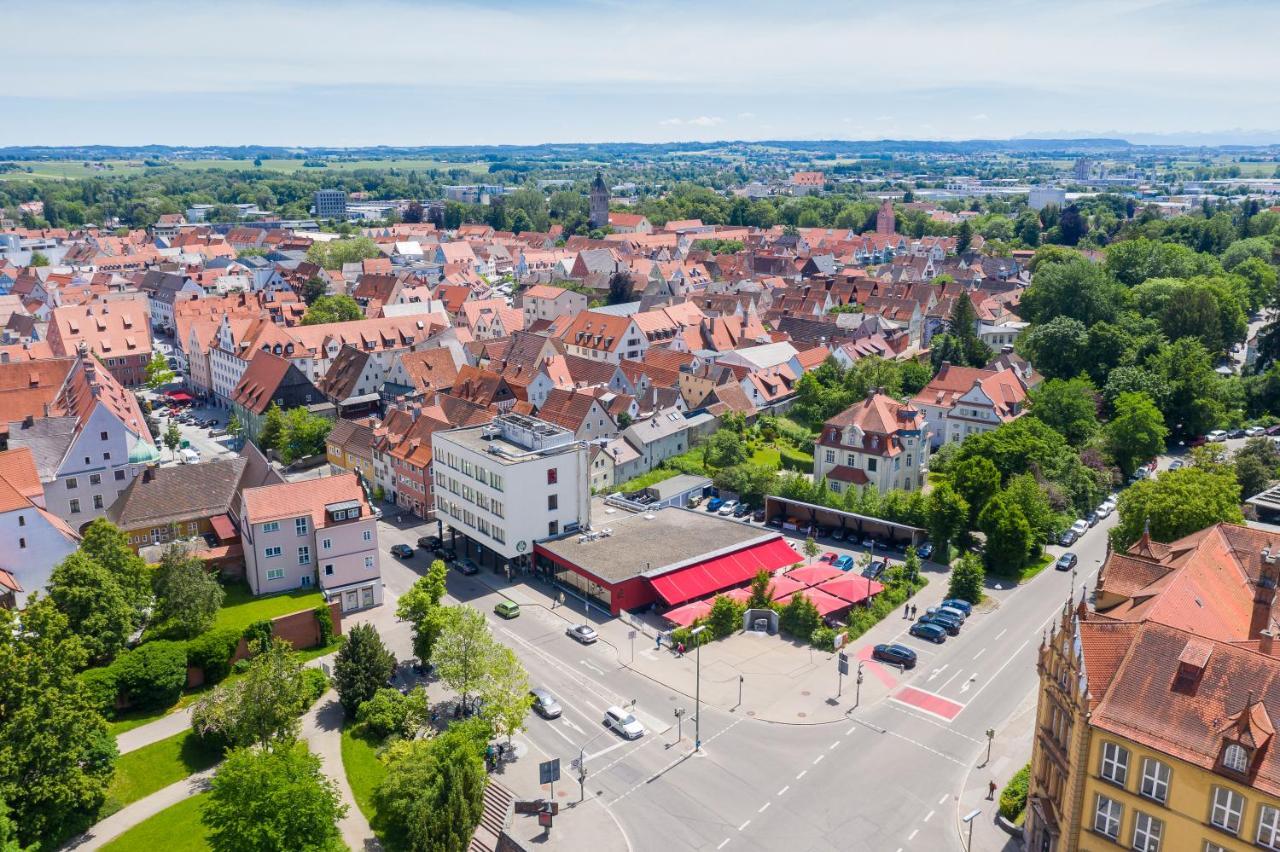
494,601,520,619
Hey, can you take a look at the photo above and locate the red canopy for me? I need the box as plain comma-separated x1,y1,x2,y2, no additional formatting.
817,576,885,605
775,588,850,617
784,564,845,586
764,574,808,600
209,513,237,542
650,537,801,607
165,390,193,402
664,599,713,628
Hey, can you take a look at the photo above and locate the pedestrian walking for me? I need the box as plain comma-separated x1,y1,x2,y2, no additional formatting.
677,641,685,657
988,780,997,800
656,634,663,650
911,604,918,619
904,604,910,618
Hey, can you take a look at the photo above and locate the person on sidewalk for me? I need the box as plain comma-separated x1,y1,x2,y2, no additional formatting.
988,780,997,800
904,604,910,618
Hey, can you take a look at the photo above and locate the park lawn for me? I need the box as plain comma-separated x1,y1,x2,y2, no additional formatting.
341,725,386,824
107,707,172,736
213,583,323,634
100,793,210,852
101,732,223,817
1017,552,1056,584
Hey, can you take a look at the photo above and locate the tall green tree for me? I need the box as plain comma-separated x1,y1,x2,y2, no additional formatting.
1028,377,1099,446
47,552,136,664
301,294,363,326
279,407,333,463
927,482,970,561
396,560,450,663
374,721,488,852
703,430,748,469
258,402,286,451
145,352,175,388
163,420,182,460
978,492,1035,573
606,271,634,305
153,546,225,638
79,518,151,608
947,553,985,604
950,456,1001,525
333,624,396,716
433,606,501,708
1017,316,1090,380
191,639,307,750
480,647,534,744
1019,256,1125,327
1105,392,1168,475
1110,467,1243,550
203,746,346,852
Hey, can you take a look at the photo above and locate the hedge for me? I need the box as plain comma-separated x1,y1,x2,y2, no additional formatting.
999,762,1031,821
302,667,330,708
186,628,241,684
79,666,120,715
112,640,188,711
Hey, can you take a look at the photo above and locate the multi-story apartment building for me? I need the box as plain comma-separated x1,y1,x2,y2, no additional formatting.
910,362,1028,449
240,473,382,613
813,391,928,495
521,284,588,325
46,301,152,386
314,189,347,219
0,447,79,607
431,414,589,574
1026,523,1280,852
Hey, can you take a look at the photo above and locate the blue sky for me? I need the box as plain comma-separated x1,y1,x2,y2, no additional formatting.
5,0,1279,147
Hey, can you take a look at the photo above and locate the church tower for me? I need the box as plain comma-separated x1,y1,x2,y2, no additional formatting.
589,171,609,230
876,199,895,236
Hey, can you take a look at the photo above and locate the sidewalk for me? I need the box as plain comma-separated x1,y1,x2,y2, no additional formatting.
116,706,194,755
65,769,215,850
954,687,1035,851
304,690,379,851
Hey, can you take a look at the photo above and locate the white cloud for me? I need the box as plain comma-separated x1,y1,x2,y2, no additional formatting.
687,116,724,127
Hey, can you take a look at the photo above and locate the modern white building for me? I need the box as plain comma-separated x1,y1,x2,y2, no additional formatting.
431,414,590,574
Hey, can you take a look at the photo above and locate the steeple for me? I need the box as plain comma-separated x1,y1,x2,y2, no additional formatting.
589,171,609,230
876,199,895,236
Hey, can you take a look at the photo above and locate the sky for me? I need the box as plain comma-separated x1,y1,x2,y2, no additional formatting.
5,0,1280,148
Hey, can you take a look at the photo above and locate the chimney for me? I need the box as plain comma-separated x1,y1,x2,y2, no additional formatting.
1263,629,1276,656
1251,548,1280,640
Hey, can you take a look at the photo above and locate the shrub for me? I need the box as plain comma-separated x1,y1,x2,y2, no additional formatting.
79,666,120,715
355,687,429,740
668,624,712,649
948,552,986,604
778,594,821,639
302,668,330,708
999,762,1031,821
313,605,335,647
810,626,836,651
187,628,241,684
111,640,188,710
243,620,273,650
706,595,744,639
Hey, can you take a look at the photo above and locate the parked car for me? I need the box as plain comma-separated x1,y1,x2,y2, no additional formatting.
1070,519,1090,537
1228,428,1247,440
603,706,645,739
1088,511,1102,527
434,547,457,563
863,560,887,580
566,624,598,644
718,500,739,516
919,613,961,636
1059,529,1079,547
706,497,725,512
530,688,562,719
1056,552,1079,572
1188,435,1208,447
861,535,876,549
830,527,846,542
927,604,967,623
1208,429,1228,442
1267,424,1280,436
909,622,947,644
417,535,442,549
821,552,838,563
687,496,703,509
816,526,832,539
940,598,973,616
916,541,933,560
733,503,751,518
1246,426,1267,437
390,544,414,559
494,601,521,619
872,644,917,669
455,559,479,575
768,515,785,528
833,554,855,571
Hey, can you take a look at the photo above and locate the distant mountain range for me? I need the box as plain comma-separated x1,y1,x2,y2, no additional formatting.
1,137,1277,162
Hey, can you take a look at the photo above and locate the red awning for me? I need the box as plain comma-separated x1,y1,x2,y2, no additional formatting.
765,574,808,600
784,564,845,586
775,588,850,617
165,390,193,402
664,599,713,628
209,513,237,542
650,537,801,607
817,576,885,605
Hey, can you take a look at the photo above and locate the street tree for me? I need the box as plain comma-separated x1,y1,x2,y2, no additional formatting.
1028,377,1099,446
145,352,175,389
191,638,306,750
79,519,151,609
163,420,182,460
434,606,501,709
947,553,986,604
226,412,243,442
152,546,225,638
395,560,450,663
802,537,819,564
1111,467,1244,550
480,646,534,744
977,492,1036,573
374,720,488,852
333,623,396,716
927,482,970,562
606,271,634,305
1105,392,1168,475
47,552,136,664
259,402,286,452
203,746,346,852
950,456,1001,525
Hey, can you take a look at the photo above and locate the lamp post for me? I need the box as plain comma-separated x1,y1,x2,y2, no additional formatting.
691,625,707,750
984,728,995,766
962,808,981,851
576,727,610,803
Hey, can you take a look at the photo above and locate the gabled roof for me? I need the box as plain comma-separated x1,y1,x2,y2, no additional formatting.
231,351,295,415
106,457,247,529
242,471,370,528
398,348,460,396
0,447,43,512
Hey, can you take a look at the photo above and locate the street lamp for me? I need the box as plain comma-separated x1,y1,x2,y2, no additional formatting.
962,808,981,851
690,625,707,751
984,728,995,766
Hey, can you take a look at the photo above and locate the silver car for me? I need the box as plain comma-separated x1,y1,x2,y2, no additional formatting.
566,624,598,644
530,687,562,719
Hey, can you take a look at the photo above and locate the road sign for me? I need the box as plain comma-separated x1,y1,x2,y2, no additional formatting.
838,657,849,675
538,811,553,828
570,757,581,770
539,758,561,785
628,629,637,640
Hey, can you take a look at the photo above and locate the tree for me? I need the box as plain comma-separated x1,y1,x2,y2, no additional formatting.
1236,454,1273,500
1028,377,1099,446
279,406,333,463
28,251,49,267
374,721,488,852
145,352,175,389
802,536,820,564
333,623,396,716
226,412,243,442
0,795,20,852
203,746,345,852
1017,316,1090,381
191,638,307,750
947,552,985,604
434,606,501,708
927,482,970,562
153,546,225,637
163,420,182,460
1019,256,1124,327
1111,467,1244,550
301,294,363,325
110,640,188,710
746,569,775,609
950,456,1001,525
396,560,450,663
480,646,533,744
1056,203,1086,245
403,201,425,224
258,402,286,452
606,271,634,305
47,552,136,664
946,295,992,367
1105,392,1168,475
357,687,431,740
956,219,973,254
978,492,1035,573
300,277,328,306
304,236,381,270
707,595,742,638
79,518,151,609
703,430,748,469
0,600,116,846
778,593,821,639
1003,473,1058,546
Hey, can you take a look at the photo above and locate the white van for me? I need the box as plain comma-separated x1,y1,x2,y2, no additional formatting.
179,448,200,464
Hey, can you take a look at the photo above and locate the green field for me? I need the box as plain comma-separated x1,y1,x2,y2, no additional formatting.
101,731,223,818
0,157,491,181
212,583,324,634
340,725,385,824
100,793,210,852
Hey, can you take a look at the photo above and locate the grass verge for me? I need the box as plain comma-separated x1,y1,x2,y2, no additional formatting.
100,792,210,852
101,731,222,817
340,724,385,824
213,584,324,634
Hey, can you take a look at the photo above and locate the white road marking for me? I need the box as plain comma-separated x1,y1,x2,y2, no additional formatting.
994,628,1007,640
777,785,790,796
939,670,962,691
908,829,919,840
926,664,948,682
959,672,979,693
563,718,585,735
846,726,858,736
579,659,606,675
586,739,628,760
828,740,840,750
880,728,966,766
960,640,1030,709
758,802,771,814
812,754,825,765
923,810,935,822
546,721,577,745
972,648,986,660
717,840,730,850
796,770,807,780
738,819,751,831
938,794,949,805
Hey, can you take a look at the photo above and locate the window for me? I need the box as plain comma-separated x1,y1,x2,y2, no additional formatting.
364,556,375,570
324,564,334,577
824,449,836,463
1101,741,1130,786
1139,758,1170,804
547,468,558,485
103,451,111,461
93,495,104,510
362,586,375,608
66,477,78,490
490,472,504,492
100,431,108,440
492,500,504,518
17,515,24,527
18,538,25,549
115,470,125,481
90,473,101,485
266,568,285,581
1205,844,1227,852
262,521,280,533
548,520,559,536
492,527,505,544
362,530,372,542
1094,794,1122,839
265,546,282,558
298,546,311,565
548,494,558,511
1259,806,1280,851
1210,786,1244,834
1131,811,1162,851
295,517,309,536
322,538,332,550
1223,744,1250,774
69,498,81,514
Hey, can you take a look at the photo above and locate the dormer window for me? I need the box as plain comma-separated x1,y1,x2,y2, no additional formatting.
1223,743,1250,774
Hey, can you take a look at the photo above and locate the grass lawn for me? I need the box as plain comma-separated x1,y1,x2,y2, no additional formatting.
213,583,324,634
100,793,210,852
101,732,223,817
341,725,386,825
108,708,172,736
1017,552,1056,584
